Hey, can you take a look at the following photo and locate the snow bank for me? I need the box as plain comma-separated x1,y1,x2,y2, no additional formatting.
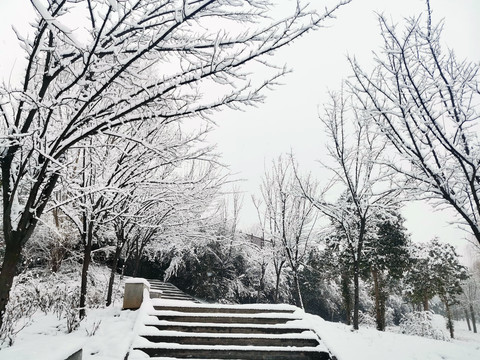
0,306,139,360
304,313,480,360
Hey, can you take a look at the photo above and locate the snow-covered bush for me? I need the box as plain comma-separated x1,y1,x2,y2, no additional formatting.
386,294,410,326
0,265,123,346
358,310,376,328
399,311,449,341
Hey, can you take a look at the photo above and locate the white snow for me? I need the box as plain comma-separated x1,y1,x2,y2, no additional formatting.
125,278,151,288
304,313,480,360
0,306,138,360
149,298,298,311
1,300,479,360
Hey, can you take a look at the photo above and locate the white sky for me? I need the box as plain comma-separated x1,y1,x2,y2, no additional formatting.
206,0,480,246
1,0,479,247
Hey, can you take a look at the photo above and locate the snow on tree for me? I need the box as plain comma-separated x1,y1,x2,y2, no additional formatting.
350,0,480,245
458,244,479,333
404,238,468,338
299,247,343,321
255,156,318,308
297,88,401,330
461,273,478,334
362,210,410,331
0,0,351,327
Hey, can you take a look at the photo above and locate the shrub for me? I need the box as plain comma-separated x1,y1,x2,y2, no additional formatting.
399,311,449,341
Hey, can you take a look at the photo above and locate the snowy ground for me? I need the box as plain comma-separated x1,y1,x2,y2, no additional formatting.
0,305,479,360
307,314,480,360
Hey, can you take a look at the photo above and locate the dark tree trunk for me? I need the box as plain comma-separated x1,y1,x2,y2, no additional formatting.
50,243,66,273
471,304,477,333
423,295,430,311
106,243,123,307
352,218,366,331
465,308,472,331
133,251,141,277
256,262,266,303
372,268,385,331
341,272,352,326
444,300,454,339
79,242,92,319
273,261,284,304
274,269,281,303
79,224,93,319
50,208,67,273
0,240,23,329
353,264,360,330
291,271,304,309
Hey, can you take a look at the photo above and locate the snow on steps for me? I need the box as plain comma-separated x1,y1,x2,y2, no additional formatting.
127,280,332,360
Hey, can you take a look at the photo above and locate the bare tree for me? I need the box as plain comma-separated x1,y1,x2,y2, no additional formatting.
297,89,400,329
258,156,318,308
252,195,286,304
0,0,350,326
350,1,480,245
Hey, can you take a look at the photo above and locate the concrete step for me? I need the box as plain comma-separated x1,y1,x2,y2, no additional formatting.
147,322,311,334
159,293,194,301
152,304,295,315
153,313,300,325
127,279,332,360
147,280,201,303
134,345,331,359
142,333,319,347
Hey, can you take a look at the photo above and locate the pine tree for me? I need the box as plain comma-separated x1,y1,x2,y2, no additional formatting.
405,239,468,338
362,211,410,331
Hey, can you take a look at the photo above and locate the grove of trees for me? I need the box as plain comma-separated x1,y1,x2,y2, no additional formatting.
0,0,350,329
1,0,479,346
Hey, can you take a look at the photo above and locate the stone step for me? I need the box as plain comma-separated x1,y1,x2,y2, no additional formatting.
133,345,331,359
156,294,196,299
153,313,299,325
126,279,332,360
147,323,311,334
142,334,319,347
152,304,295,314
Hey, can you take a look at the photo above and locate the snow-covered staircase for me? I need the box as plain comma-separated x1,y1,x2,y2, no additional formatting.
127,281,332,359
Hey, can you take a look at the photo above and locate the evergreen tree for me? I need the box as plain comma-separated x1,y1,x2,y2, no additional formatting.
362,211,410,330
405,239,468,338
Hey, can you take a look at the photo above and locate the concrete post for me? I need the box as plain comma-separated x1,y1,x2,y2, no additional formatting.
123,278,150,310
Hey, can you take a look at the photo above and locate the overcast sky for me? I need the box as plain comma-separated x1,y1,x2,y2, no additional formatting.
207,0,480,245
1,0,479,247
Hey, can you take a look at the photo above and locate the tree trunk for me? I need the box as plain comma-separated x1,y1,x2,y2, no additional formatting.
341,272,352,326
471,304,477,333
50,242,66,273
291,271,304,309
133,251,141,277
465,308,472,331
422,295,429,311
353,265,360,330
256,262,266,303
372,268,385,331
274,268,281,304
444,300,454,339
0,240,23,329
273,261,284,304
79,224,93,319
106,244,123,307
51,208,65,272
